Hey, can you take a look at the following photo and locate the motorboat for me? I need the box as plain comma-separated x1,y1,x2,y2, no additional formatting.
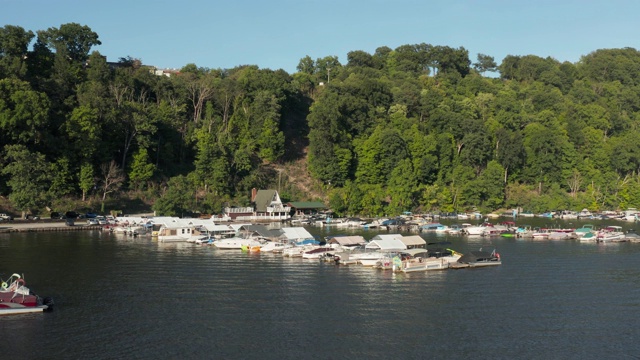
259,241,293,253
531,228,551,240
396,248,462,272
597,226,626,242
450,246,502,268
446,225,463,235
515,225,534,238
574,224,595,237
0,273,53,315
624,231,640,243
548,230,571,240
463,223,493,236
579,232,597,242
302,246,337,259
213,236,263,249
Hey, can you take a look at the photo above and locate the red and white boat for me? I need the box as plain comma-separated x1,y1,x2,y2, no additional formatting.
0,273,53,315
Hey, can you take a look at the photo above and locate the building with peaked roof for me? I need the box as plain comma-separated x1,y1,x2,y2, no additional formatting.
223,189,291,221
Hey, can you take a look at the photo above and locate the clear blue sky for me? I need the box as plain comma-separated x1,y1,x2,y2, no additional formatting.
3,0,639,73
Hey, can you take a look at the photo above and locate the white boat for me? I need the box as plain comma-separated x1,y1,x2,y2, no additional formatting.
531,228,551,240
398,248,461,272
597,226,626,242
358,252,387,266
579,232,597,242
282,244,318,257
578,209,593,218
259,241,293,253
401,257,450,272
463,223,492,236
548,231,571,240
213,236,263,249
335,218,367,228
446,225,463,235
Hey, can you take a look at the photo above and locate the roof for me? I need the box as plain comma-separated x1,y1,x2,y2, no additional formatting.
401,249,430,257
238,224,279,238
279,227,314,240
287,201,327,209
401,235,426,247
370,234,404,241
254,190,278,212
365,238,407,250
326,235,366,246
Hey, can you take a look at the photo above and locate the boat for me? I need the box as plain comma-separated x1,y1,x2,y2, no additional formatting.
213,235,263,249
0,273,53,315
531,228,551,240
259,241,293,253
450,246,502,268
597,226,626,242
574,224,595,237
302,246,336,259
548,230,571,240
579,232,597,242
624,231,640,243
446,224,463,235
578,208,593,219
515,225,534,238
463,223,493,236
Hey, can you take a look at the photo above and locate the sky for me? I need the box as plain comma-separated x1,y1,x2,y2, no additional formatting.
3,0,640,74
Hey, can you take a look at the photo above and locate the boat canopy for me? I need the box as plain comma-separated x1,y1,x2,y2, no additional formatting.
370,234,403,241
365,238,407,250
279,227,314,241
401,249,430,257
458,251,495,263
401,235,426,248
326,235,366,246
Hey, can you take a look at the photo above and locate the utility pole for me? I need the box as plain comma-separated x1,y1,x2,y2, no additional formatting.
327,67,331,83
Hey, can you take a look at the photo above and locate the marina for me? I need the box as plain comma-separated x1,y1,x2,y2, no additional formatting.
1,218,640,358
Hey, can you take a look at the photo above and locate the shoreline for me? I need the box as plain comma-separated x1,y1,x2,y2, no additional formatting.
0,220,103,233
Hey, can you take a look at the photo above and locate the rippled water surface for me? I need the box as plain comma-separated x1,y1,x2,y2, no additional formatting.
1,220,640,359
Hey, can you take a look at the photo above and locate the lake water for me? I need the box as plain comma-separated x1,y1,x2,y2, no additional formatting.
1,219,640,359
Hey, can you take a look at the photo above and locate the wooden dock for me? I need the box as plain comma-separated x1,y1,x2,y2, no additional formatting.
0,225,103,233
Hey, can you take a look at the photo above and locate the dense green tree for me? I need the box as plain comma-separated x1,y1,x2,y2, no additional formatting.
473,53,497,74
0,25,34,78
0,78,50,145
2,144,51,216
152,175,196,217
129,148,156,191
78,162,94,202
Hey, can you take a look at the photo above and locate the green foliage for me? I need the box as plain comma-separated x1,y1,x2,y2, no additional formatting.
129,148,156,190
79,162,94,201
3,23,640,216
152,175,195,217
2,144,52,212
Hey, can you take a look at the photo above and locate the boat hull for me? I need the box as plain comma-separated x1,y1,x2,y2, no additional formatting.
0,305,48,315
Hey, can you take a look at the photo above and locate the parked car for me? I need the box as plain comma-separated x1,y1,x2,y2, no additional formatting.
65,211,79,219
0,213,13,221
87,218,99,225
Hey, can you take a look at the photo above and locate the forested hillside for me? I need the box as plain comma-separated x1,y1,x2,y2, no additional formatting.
2,23,640,217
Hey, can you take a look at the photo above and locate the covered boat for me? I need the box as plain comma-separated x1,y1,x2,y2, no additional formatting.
0,273,53,315
451,246,502,268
